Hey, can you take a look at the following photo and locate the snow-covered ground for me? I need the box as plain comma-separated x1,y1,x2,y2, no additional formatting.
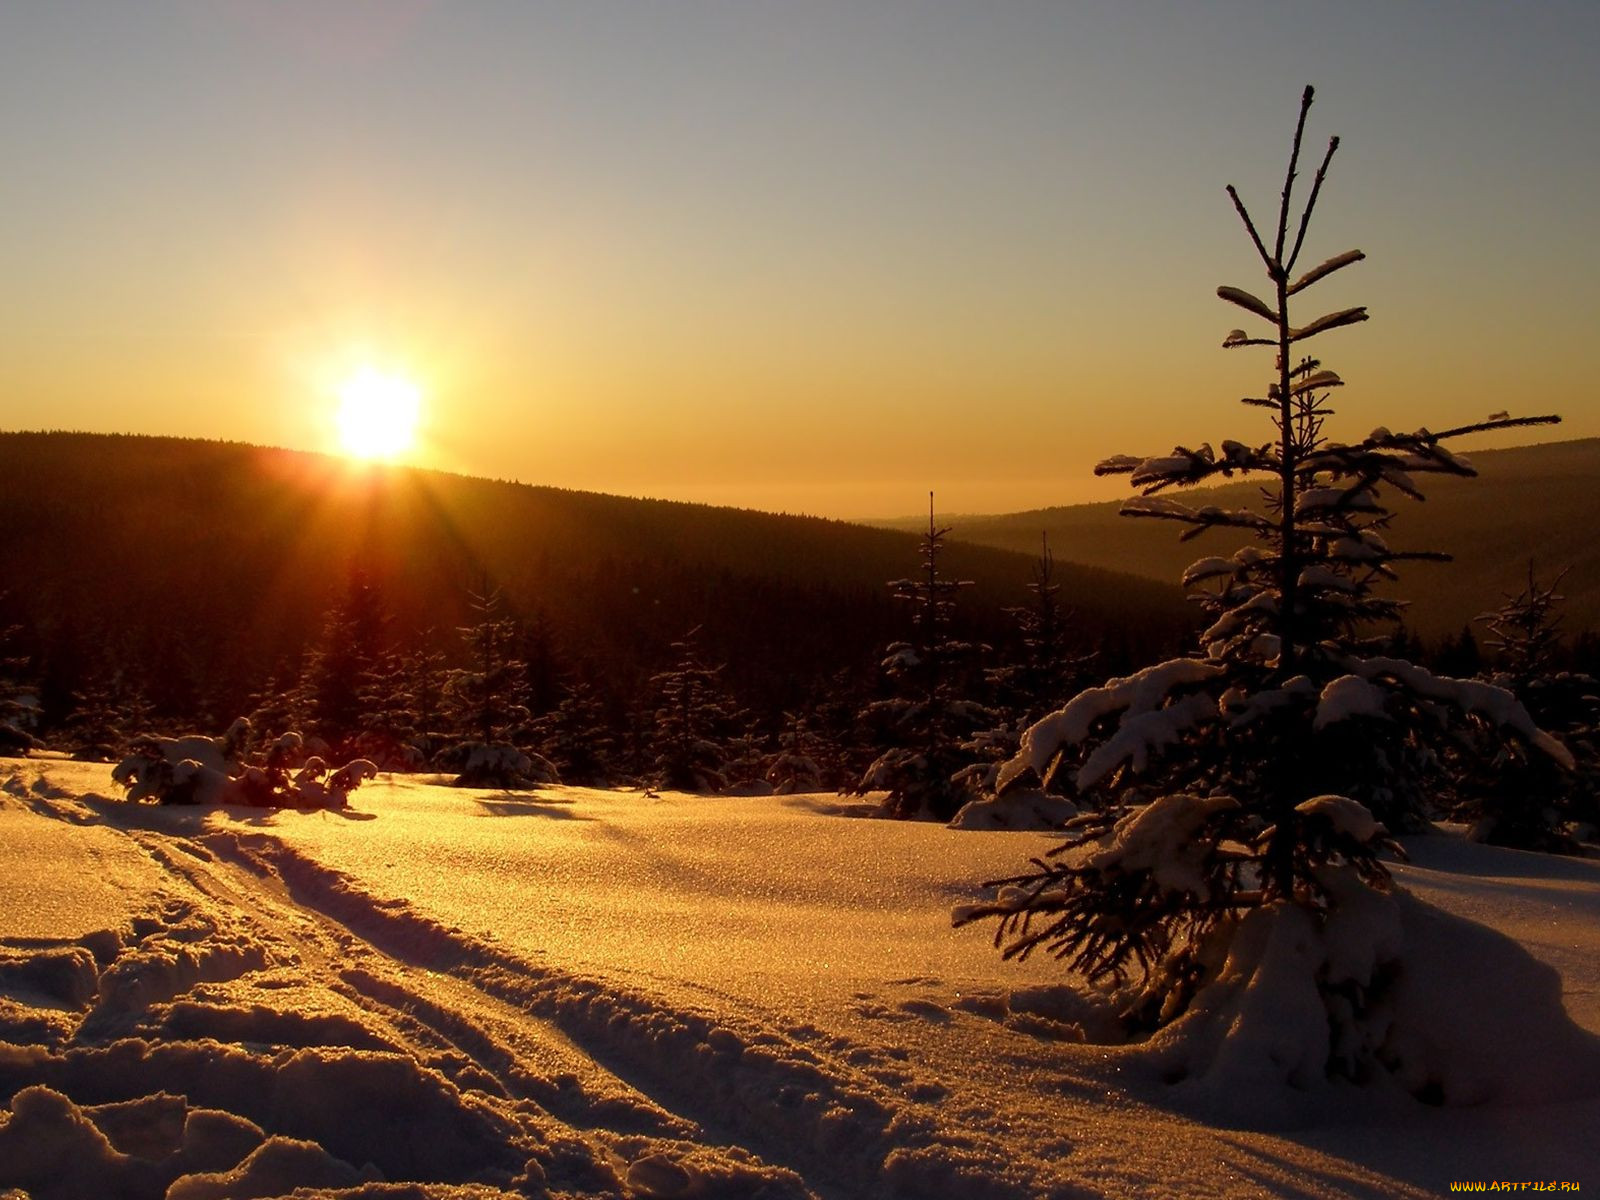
2,758,1597,1199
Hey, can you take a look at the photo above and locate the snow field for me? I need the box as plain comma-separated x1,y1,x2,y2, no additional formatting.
2,760,1598,1198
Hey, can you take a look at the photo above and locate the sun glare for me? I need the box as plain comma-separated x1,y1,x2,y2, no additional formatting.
336,367,422,460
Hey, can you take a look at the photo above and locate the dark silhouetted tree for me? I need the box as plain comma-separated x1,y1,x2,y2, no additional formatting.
448,585,531,747
353,649,427,769
1433,624,1483,679
64,662,151,762
303,566,389,753
648,628,737,793
532,674,619,787
439,586,557,788
990,534,1095,719
247,669,312,747
1457,566,1597,850
0,616,39,755
855,495,992,819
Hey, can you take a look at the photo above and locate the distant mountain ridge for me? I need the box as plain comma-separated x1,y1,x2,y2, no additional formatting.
0,432,1190,721
872,439,1600,640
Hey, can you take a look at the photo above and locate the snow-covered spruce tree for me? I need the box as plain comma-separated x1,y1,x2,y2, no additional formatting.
400,644,451,761
954,534,1099,823
647,628,738,793
448,586,529,746
64,666,151,763
854,495,993,820
722,719,773,794
301,566,390,756
1457,566,1598,850
0,617,40,756
441,585,556,788
958,88,1569,1070
531,674,619,787
809,668,874,790
351,649,430,771
246,670,311,749
765,711,828,794
1478,565,1570,692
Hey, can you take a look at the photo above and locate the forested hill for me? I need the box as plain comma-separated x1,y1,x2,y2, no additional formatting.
0,432,1189,721
874,439,1600,640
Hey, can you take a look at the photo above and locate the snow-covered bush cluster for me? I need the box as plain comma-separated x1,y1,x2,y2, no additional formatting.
111,720,378,810
959,87,1569,1087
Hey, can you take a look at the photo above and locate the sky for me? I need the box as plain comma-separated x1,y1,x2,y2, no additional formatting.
1,1,1596,519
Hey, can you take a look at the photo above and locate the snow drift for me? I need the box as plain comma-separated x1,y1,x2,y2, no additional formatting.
2,760,1598,1197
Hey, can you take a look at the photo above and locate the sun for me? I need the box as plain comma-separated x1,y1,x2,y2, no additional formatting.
335,367,422,460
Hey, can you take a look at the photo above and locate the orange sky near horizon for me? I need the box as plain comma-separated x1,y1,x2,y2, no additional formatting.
2,3,1596,519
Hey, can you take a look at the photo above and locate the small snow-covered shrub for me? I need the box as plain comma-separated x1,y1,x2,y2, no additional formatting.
438,741,559,790
288,756,380,808
763,713,826,795
948,786,1078,831
960,87,1568,1091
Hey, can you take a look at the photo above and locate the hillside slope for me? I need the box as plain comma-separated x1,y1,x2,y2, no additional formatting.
0,432,1188,719
877,439,1600,640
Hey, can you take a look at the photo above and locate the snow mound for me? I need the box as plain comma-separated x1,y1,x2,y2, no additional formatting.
1143,884,1600,1128
440,742,560,789
165,1135,370,1199
950,789,1079,831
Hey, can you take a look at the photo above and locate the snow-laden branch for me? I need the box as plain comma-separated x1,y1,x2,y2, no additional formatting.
1313,675,1390,729
1217,286,1278,324
1290,306,1369,342
1286,249,1365,295
1098,441,1278,491
1351,657,1574,768
1121,496,1274,536
1077,692,1218,790
999,658,1225,791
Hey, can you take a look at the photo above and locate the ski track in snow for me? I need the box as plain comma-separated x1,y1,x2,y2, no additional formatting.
2,759,1597,1198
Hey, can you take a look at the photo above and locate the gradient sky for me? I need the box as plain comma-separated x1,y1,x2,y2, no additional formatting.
2,2,1596,518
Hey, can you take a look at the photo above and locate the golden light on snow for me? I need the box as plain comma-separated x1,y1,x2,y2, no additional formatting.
335,367,422,460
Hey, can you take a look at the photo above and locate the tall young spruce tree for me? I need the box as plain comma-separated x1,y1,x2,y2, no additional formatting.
960,89,1568,1062
443,585,556,788
856,495,991,819
988,534,1094,722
